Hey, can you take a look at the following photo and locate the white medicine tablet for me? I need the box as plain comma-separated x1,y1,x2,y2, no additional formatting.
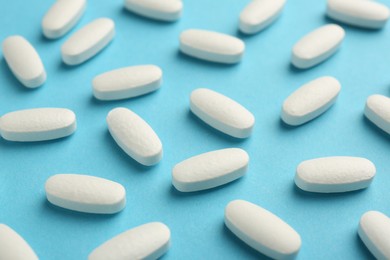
0,108,76,142
45,174,126,214
327,0,389,29
124,0,183,22
292,24,345,69
0,224,38,260
61,18,115,65
281,76,341,126
2,36,46,88
89,222,170,260
239,0,286,34
225,200,301,259
180,29,245,64
93,65,162,101
172,148,249,192
364,94,390,135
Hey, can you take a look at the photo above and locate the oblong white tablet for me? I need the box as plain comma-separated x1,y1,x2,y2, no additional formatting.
107,107,162,166
180,29,245,64
124,0,183,21
190,88,255,138
42,0,86,39
0,224,38,260
93,65,162,101
281,76,341,126
89,222,170,260
364,94,390,135
295,157,376,193
358,211,390,259
0,108,76,142
45,174,126,214
327,0,389,29
61,18,115,65
2,36,46,88
225,200,301,259
239,0,286,34
292,24,345,69
172,148,249,192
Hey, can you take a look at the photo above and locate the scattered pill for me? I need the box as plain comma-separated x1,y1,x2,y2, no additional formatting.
225,200,301,259
2,36,46,88
93,65,162,101
180,29,245,64
364,94,390,135
358,211,390,259
0,224,38,260
0,108,76,142
239,0,286,34
292,24,345,69
89,222,170,260
45,174,126,214
61,18,115,65
172,148,249,192
124,0,183,22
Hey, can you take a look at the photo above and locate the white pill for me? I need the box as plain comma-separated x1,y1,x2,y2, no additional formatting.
225,200,301,259
172,148,249,192
107,107,162,166
93,65,162,101
124,0,182,22
358,211,390,259
327,0,389,29
292,24,345,69
190,88,255,138
45,174,126,214
239,0,286,34
281,76,341,126
42,0,86,39
0,224,38,260
364,94,390,135
0,108,76,142
180,29,245,64
2,36,46,88
89,222,170,260
61,18,115,65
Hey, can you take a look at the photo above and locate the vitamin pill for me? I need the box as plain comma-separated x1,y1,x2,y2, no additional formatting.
364,94,390,135
107,107,162,166
292,24,345,69
180,29,245,64
61,18,115,65
93,65,162,101
225,200,301,259
0,224,38,260
0,108,76,142
2,36,46,88
89,222,170,260
124,0,183,22
281,76,341,126
172,148,249,192
45,174,126,214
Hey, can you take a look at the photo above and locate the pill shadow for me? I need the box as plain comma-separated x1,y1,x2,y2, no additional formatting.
355,233,376,259
120,7,178,25
291,183,368,201
0,134,75,149
362,116,390,142
323,15,385,33
176,51,241,69
0,58,38,92
89,90,159,106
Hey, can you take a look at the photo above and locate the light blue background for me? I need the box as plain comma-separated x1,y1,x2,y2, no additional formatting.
1,0,390,259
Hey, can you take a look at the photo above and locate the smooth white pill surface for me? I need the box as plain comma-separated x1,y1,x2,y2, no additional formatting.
295,157,376,193
2,36,46,88
93,65,162,100
0,108,76,142
0,224,38,260
281,76,341,126
61,18,115,65
45,174,126,214
292,24,345,69
89,222,170,260
239,0,286,34
124,0,182,21
364,94,390,135
327,0,389,29
358,211,390,259
42,0,86,39
225,200,301,259
180,29,245,64
190,88,255,138
172,148,249,192
107,107,162,166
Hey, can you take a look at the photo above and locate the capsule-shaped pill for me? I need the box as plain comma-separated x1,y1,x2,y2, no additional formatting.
0,224,38,260
124,0,182,21
364,94,390,135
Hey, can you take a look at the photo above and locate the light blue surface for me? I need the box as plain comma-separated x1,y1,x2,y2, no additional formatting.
1,0,390,259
